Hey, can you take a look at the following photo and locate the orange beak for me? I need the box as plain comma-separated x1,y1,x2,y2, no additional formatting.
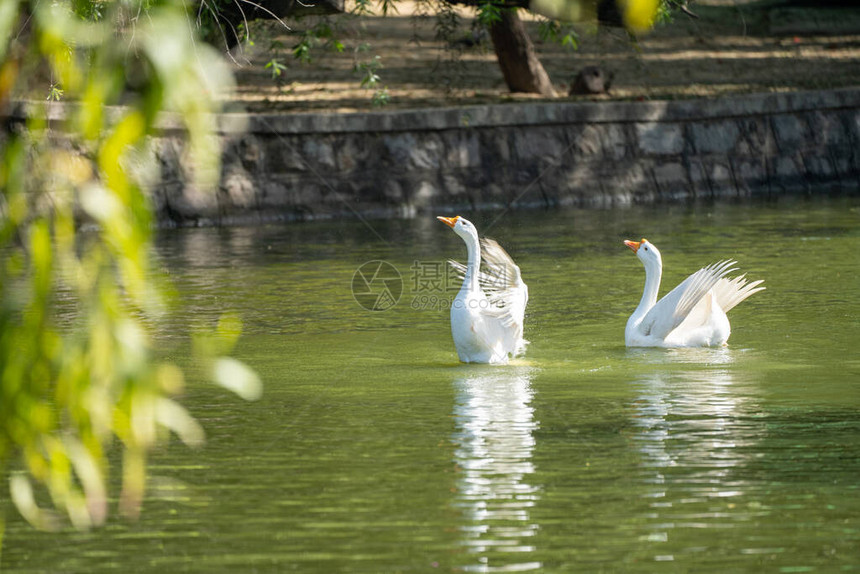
437,216,459,228
624,239,640,253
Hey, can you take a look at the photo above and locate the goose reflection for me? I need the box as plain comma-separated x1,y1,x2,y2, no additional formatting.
452,366,541,573
631,348,764,557
632,348,756,474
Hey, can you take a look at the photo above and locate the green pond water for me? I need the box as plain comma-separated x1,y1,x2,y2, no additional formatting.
2,196,860,572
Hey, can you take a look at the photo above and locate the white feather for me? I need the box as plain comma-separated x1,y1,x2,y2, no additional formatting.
441,218,529,363
625,240,764,348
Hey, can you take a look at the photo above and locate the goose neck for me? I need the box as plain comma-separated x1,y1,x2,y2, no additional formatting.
637,261,662,316
462,233,481,291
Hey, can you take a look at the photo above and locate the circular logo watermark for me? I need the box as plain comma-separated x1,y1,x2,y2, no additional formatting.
352,260,403,311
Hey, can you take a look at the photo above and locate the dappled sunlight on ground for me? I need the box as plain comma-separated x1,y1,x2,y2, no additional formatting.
224,2,860,113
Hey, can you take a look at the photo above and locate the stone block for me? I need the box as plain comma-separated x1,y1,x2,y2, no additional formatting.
412,179,439,207
147,182,175,216
603,161,650,197
573,124,603,156
267,135,308,172
383,133,443,170
808,111,847,147
707,161,736,197
732,158,768,195
830,154,853,186
601,124,630,159
514,127,564,162
382,178,404,201
635,122,684,156
169,184,220,219
513,165,540,186
302,137,336,170
652,161,686,185
559,160,598,190
441,173,467,197
335,136,371,172
283,177,325,207
710,162,733,183
771,114,811,151
536,175,563,207
686,158,711,197
413,135,445,170
850,145,860,176
478,183,508,207
558,179,601,207
259,181,289,208
480,128,512,164
222,169,257,209
226,135,263,172
691,121,740,154
803,155,835,181
774,156,799,178
852,109,860,142
382,133,415,167
771,155,807,192
652,161,689,198
154,138,184,183
737,117,777,157
444,132,481,169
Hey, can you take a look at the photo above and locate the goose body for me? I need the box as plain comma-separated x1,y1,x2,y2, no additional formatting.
624,239,765,348
438,216,528,364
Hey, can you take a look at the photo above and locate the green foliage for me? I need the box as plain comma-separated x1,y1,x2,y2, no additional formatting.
46,84,65,101
265,58,288,78
476,0,503,27
538,19,579,50
353,47,389,106
293,31,314,63
433,0,461,44
352,0,375,17
315,20,345,53
351,0,399,16
355,54,382,88
371,87,390,107
72,0,106,21
291,19,344,65
0,0,259,532
655,0,685,24
377,0,399,17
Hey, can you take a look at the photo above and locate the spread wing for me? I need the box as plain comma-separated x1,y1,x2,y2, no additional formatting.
639,260,738,340
449,238,529,356
712,274,765,313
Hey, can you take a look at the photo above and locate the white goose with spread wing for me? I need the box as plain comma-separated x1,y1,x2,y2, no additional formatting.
438,216,528,364
624,238,765,348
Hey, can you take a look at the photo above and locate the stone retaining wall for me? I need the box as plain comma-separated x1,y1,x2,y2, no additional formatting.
132,88,860,225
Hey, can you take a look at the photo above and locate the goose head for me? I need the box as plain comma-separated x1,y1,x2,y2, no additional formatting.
437,215,479,242
624,238,662,272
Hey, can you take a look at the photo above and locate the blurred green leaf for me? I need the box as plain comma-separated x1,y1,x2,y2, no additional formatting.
0,0,260,535
213,358,263,402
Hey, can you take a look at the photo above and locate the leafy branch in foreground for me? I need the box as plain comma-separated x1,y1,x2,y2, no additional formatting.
0,0,260,532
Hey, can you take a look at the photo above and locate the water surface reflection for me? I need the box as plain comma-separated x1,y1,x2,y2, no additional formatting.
630,349,770,562
452,366,541,573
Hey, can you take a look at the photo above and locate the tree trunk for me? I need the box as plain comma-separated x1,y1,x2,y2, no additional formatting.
488,9,556,97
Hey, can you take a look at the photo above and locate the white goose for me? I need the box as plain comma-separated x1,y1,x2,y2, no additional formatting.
438,216,528,364
624,238,765,348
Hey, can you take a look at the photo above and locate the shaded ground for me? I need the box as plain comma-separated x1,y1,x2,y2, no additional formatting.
226,1,860,113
